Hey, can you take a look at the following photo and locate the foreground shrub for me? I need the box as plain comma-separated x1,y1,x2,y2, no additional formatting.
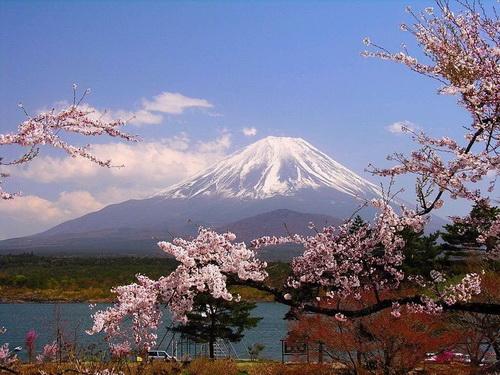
186,358,239,375
248,363,344,375
14,361,184,375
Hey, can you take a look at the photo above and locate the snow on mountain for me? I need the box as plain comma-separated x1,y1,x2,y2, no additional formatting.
159,136,381,199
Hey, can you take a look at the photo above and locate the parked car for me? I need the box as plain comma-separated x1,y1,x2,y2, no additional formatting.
425,351,471,363
147,350,173,361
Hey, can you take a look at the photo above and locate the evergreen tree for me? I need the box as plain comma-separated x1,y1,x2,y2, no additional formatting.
349,215,367,234
172,293,262,359
441,201,499,255
401,229,449,277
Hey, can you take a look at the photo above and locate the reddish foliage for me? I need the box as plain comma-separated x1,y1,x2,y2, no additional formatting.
288,309,460,374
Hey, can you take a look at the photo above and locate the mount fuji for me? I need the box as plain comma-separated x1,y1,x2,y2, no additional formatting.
160,136,381,200
0,136,391,255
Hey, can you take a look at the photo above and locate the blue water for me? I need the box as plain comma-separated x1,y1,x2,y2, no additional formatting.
0,302,289,360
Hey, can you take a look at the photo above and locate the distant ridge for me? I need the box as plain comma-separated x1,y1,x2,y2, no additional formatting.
216,208,342,243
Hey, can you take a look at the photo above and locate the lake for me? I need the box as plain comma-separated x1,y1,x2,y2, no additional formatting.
0,302,290,361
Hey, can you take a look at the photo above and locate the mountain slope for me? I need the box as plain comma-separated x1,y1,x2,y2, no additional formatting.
0,136,397,255
215,208,342,243
159,136,381,200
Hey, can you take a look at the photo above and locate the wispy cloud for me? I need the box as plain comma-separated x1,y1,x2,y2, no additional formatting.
142,92,212,115
242,127,257,136
44,91,214,127
385,120,420,134
197,133,232,153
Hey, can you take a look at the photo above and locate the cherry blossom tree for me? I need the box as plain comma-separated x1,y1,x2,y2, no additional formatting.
0,84,137,199
90,0,499,353
363,0,499,214
88,230,267,352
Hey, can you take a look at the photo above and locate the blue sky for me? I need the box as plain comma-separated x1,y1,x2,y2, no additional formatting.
0,1,486,238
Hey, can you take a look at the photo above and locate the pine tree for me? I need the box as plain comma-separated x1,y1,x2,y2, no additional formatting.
401,229,449,277
349,215,367,234
172,293,262,359
441,201,499,255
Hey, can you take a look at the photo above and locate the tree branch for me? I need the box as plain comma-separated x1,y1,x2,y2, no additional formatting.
230,278,500,317
419,126,485,215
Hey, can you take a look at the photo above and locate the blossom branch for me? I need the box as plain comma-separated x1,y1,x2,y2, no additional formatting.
0,85,138,199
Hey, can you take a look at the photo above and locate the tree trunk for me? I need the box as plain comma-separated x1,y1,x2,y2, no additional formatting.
492,340,500,372
493,340,500,361
209,304,216,359
209,336,215,359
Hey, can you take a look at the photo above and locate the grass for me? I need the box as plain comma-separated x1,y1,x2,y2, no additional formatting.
10,359,484,375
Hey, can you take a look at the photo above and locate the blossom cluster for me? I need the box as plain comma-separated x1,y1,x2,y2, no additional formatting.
478,216,500,257
441,273,482,305
253,199,426,302
0,343,16,366
407,271,482,315
450,200,500,257
0,86,137,199
155,228,268,322
88,274,161,353
109,341,132,359
36,341,58,363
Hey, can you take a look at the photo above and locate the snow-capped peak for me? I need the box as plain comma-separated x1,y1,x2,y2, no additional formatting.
158,136,381,199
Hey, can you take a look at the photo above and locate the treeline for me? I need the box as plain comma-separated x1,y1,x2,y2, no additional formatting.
0,254,290,302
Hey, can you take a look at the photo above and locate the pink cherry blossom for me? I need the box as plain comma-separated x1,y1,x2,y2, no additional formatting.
110,341,132,359
88,274,161,353
253,199,426,301
0,86,137,199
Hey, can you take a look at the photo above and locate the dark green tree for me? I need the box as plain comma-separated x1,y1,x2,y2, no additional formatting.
349,215,367,234
172,293,262,359
401,229,449,277
441,200,499,255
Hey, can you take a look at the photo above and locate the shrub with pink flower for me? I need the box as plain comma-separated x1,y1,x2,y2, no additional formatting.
25,329,37,362
36,341,58,363
0,343,17,366
110,341,132,359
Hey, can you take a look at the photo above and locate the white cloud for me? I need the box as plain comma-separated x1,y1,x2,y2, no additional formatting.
242,127,258,136
44,91,214,127
17,135,230,186
115,109,164,125
1,133,233,238
197,133,232,153
386,120,420,134
164,132,191,151
142,92,213,114
0,191,104,238
72,104,163,126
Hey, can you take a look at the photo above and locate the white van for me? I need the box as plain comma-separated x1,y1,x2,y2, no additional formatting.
147,350,173,361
